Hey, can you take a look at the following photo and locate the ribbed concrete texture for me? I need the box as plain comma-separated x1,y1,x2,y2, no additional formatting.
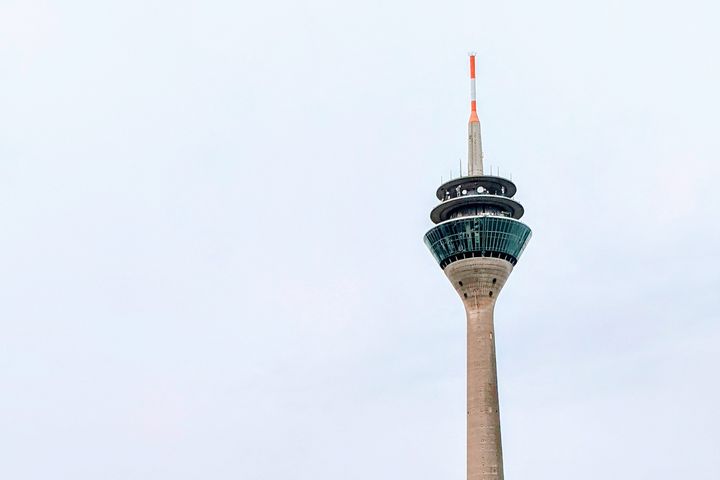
444,257,513,480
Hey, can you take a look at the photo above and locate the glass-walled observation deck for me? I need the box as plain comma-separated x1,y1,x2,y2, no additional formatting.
424,216,532,269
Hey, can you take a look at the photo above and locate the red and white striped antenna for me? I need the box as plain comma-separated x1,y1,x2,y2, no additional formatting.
469,52,479,123
467,53,484,176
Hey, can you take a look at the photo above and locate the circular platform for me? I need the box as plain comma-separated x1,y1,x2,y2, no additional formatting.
430,194,524,223
436,175,517,200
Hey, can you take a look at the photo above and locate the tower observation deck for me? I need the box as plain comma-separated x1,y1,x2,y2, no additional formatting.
423,55,531,480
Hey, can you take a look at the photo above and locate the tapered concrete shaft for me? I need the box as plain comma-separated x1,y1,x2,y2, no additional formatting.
444,257,513,480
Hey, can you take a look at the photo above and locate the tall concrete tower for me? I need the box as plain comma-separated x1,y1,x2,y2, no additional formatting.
424,55,532,480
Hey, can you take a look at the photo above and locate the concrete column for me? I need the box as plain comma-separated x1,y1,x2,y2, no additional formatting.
444,258,512,480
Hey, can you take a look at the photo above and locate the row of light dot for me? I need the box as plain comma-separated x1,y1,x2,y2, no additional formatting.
445,186,502,198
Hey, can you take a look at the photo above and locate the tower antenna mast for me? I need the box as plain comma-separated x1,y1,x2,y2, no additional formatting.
468,53,484,176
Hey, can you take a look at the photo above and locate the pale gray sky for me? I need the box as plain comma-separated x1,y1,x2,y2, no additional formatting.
1,0,719,478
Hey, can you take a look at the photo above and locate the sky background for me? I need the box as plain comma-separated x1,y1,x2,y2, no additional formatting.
2,0,719,478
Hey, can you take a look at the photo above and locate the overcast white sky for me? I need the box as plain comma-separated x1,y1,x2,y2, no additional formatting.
2,0,719,478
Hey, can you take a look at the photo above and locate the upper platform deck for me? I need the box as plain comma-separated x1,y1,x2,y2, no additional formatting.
436,175,517,200
430,194,524,223
430,175,524,223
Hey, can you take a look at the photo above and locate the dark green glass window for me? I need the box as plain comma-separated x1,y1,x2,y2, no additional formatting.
424,216,532,268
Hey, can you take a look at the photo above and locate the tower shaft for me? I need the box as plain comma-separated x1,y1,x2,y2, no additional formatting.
445,257,512,480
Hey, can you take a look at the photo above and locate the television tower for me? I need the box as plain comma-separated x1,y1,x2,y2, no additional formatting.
424,54,532,480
